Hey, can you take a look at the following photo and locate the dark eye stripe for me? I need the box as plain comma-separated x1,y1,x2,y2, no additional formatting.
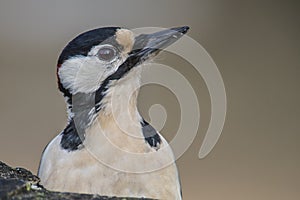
97,46,117,61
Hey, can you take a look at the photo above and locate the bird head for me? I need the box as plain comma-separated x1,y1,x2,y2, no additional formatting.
56,26,189,118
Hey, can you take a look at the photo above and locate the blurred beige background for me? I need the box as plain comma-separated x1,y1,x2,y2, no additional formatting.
0,0,299,199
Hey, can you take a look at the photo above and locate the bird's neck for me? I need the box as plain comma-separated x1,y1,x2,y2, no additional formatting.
100,78,140,117
61,68,143,151
84,68,146,153
93,67,142,137
66,66,142,124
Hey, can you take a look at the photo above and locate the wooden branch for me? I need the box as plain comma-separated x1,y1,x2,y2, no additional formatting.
0,161,154,200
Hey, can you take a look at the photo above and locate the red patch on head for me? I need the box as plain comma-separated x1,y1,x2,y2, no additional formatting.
56,63,62,83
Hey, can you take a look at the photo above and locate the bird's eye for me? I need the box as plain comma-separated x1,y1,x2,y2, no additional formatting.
97,46,117,62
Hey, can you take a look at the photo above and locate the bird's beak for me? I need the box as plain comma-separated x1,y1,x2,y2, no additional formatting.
131,26,189,61
109,26,189,80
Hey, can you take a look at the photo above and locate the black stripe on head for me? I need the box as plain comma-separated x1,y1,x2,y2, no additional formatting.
94,50,141,111
57,27,121,101
57,27,121,65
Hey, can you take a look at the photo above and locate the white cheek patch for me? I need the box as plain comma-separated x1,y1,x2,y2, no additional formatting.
58,56,121,94
58,34,132,95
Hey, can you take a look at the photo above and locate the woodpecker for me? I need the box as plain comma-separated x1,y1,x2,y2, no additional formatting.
38,26,189,200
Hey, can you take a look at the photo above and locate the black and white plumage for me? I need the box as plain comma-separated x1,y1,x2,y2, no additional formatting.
38,26,189,199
